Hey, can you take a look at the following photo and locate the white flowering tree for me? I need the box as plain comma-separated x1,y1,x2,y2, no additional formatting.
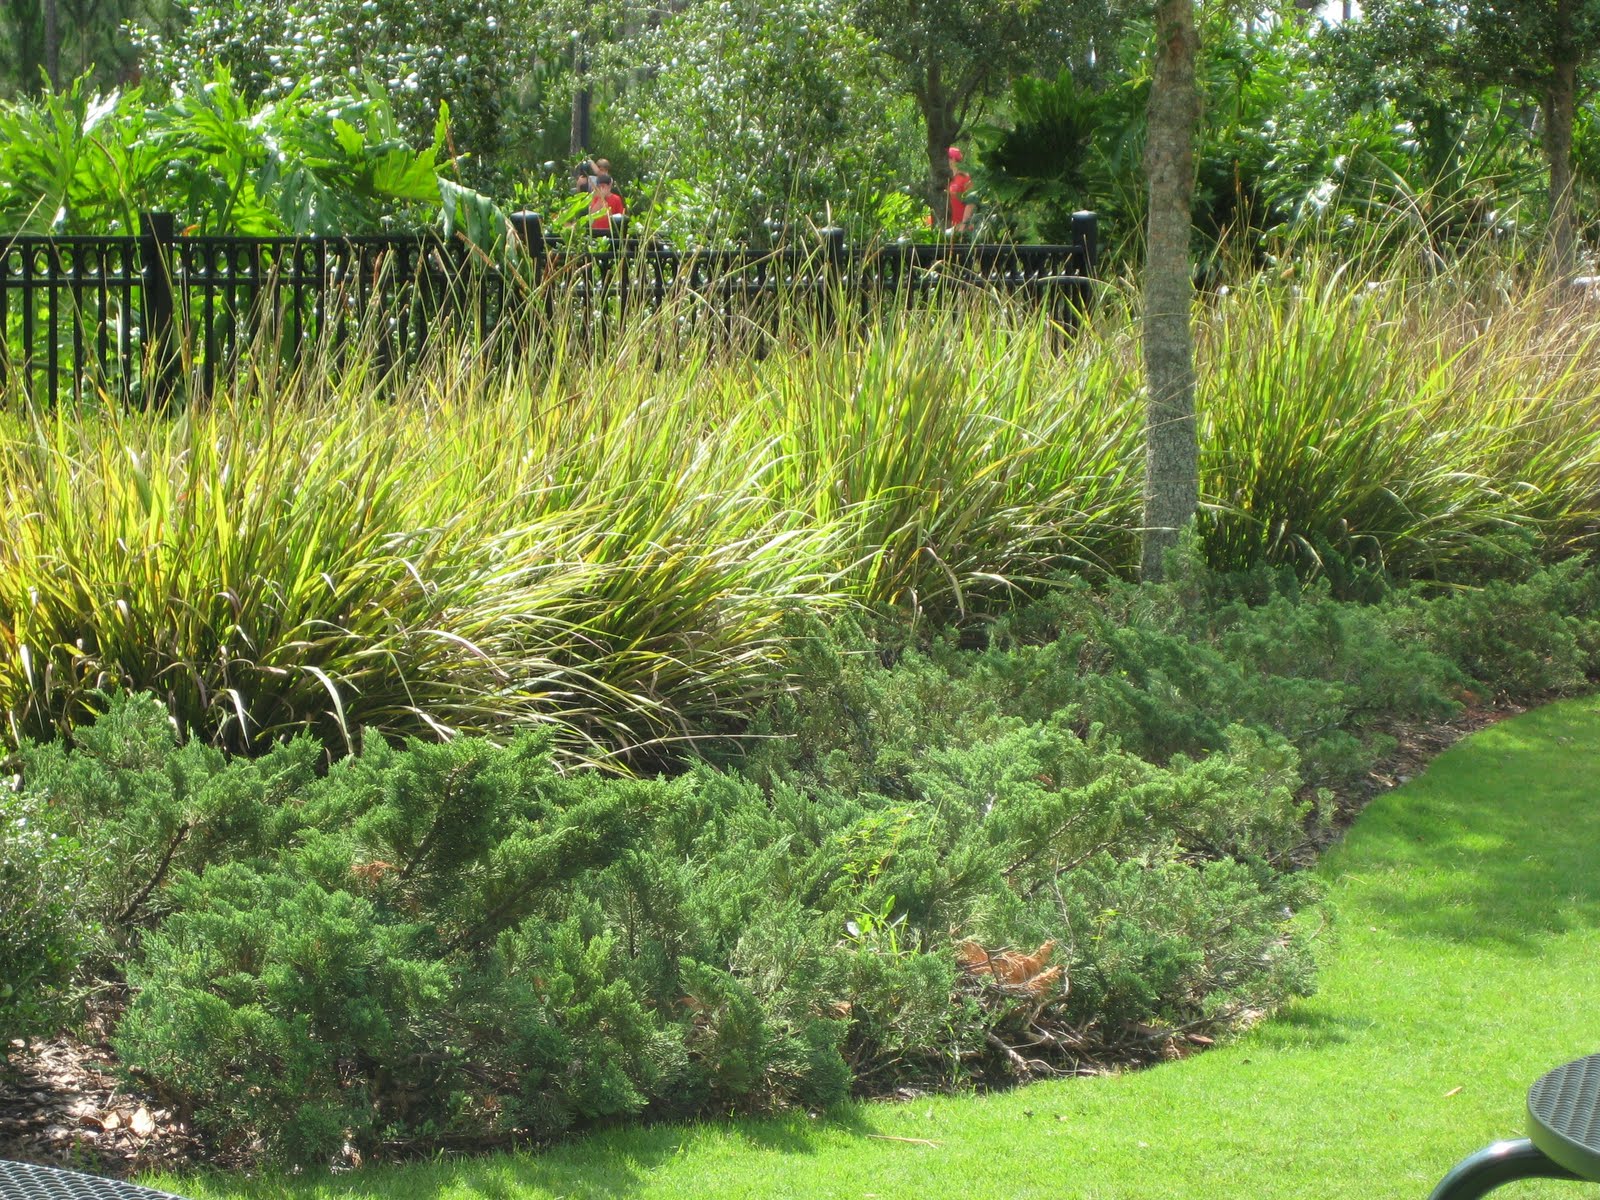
610,0,919,238
1348,0,1600,272
132,0,529,186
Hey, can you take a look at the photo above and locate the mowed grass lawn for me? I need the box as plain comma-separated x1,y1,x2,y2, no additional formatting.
156,697,1600,1200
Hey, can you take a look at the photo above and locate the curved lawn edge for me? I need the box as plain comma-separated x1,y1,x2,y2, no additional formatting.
152,696,1600,1200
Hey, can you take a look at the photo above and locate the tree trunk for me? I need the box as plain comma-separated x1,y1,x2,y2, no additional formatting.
569,40,591,156
1140,0,1201,582
570,86,592,156
4,0,45,93
1542,57,1578,276
920,63,959,227
42,0,60,90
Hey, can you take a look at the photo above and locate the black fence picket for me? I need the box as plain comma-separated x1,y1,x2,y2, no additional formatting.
0,211,1099,408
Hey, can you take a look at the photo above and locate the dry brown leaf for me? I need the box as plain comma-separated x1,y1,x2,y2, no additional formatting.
955,941,989,969
130,1106,155,1137
350,860,396,886
957,940,1064,999
1020,965,1062,996
957,940,1057,986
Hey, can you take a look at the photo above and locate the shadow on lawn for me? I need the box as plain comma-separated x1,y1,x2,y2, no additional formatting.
1340,698,1600,953
196,1107,879,1200
1248,1006,1377,1053
472,1109,875,1200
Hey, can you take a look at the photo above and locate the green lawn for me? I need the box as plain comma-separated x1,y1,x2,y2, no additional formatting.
155,697,1600,1200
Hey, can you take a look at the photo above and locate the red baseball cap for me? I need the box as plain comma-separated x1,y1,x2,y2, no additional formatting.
947,146,963,162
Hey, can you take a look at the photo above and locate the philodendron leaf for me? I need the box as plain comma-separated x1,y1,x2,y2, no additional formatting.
431,100,450,161
437,177,507,253
372,149,442,205
331,119,366,160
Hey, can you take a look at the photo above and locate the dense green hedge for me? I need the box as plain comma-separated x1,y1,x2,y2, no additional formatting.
3,552,1597,1166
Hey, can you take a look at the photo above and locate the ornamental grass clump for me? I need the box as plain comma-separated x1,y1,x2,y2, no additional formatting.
0,323,848,760
1195,256,1600,578
742,303,1143,611
2,247,1600,755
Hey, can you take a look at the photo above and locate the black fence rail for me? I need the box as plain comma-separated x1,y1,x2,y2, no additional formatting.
0,211,1099,409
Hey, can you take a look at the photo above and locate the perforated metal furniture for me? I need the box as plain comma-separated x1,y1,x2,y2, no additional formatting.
0,1160,187,1200
1430,1052,1600,1198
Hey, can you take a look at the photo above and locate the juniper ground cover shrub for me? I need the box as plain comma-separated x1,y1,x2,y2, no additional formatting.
9,685,1318,1165
730,545,1467,803
0,785,93,1041
96,716,655,1160
1412,558,1600,697
6,554,1598,1166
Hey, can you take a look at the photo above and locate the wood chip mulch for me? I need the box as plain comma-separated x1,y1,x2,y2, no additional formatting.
0,1029,203,1178
1334,697,1522,827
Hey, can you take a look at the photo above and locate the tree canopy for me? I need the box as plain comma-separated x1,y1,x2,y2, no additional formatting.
1348,0,1600,267
0,0,1597,266
847,0,1132,219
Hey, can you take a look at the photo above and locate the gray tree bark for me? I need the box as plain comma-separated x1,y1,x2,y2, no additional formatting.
42,0,60,89
1140,0,1202,582
1542,55,1578,275
917,63,960,227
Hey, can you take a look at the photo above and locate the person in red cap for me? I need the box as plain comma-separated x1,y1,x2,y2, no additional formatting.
947,146,973,230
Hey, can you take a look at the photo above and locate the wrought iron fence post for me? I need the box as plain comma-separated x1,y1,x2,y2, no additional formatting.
139,211,178,410
509,211,545,269
1071,210,1099,278
820,226,846,327
822,226,847,272
508,210,546,336
0,243,10,399
612,215,631,328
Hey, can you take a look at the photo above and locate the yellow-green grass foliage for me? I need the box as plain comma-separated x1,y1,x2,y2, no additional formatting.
0,260,1596,756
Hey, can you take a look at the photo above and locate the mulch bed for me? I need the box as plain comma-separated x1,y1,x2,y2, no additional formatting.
0,1030,202,1177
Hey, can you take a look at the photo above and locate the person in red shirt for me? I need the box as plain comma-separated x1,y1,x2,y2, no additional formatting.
947,146,972,230
589,173,625,234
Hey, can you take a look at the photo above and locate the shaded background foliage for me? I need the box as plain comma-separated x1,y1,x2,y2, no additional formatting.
1,0,1597,263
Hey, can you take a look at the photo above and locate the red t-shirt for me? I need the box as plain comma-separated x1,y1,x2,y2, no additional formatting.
949,172,972,227
590,191,625,232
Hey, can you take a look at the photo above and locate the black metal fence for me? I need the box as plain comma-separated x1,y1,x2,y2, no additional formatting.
0,211,1099,409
